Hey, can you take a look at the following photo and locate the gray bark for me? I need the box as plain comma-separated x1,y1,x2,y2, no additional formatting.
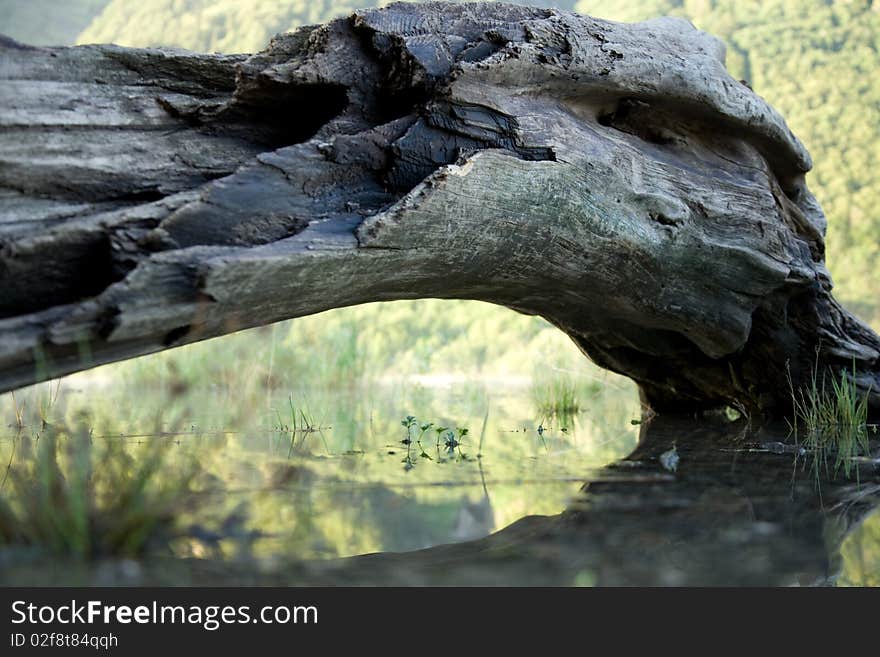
1,2,879,418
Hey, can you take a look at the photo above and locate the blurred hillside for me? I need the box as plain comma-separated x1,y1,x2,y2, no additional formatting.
76,0,575,52
0,0,109,45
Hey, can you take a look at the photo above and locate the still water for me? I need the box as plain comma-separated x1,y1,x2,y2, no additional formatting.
1,379,878,586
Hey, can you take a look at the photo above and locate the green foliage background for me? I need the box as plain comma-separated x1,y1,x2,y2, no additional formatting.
1,0,878,379
0,0,107,45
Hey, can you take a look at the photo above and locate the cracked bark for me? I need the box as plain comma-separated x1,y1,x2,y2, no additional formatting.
1,2,879,419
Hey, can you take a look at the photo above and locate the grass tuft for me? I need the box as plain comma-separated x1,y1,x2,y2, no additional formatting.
531,368,602,428
531,372,580,415
0,423,199,559
787,357,872,479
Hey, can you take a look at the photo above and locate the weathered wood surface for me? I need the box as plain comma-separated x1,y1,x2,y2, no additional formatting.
1,2,879,418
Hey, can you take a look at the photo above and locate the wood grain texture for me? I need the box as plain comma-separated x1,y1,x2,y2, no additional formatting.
1,2,878,418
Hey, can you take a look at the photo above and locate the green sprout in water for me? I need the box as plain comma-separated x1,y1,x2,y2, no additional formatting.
434,425,449,449
400,415,416,445
444,431,459,452
399,416,419,469
417,423,433,460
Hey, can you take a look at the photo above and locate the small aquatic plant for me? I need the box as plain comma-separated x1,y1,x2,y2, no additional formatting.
434,425,449,448
400,415,416,445
417,423,433,459
444,431,459,451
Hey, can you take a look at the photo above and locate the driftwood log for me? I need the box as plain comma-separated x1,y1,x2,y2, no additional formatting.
2,1,879,418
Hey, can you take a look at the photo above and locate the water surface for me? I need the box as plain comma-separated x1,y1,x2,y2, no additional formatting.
1,380,878,586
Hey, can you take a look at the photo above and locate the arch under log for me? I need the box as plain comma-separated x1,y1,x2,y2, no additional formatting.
1,2,879,418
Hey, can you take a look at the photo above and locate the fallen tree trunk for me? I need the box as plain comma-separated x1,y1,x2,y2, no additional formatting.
1,2,879,418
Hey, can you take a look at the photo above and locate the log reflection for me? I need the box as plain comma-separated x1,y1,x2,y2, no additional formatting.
286,417,879,585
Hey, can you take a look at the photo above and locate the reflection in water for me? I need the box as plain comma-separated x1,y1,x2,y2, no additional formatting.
278,417,880,586
451,461,494,542
0,382,878,585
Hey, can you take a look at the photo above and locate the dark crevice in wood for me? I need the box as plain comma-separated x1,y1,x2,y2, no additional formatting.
213,82,350,149
598,98,676,146
0,233,117,319
163,325,191,347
